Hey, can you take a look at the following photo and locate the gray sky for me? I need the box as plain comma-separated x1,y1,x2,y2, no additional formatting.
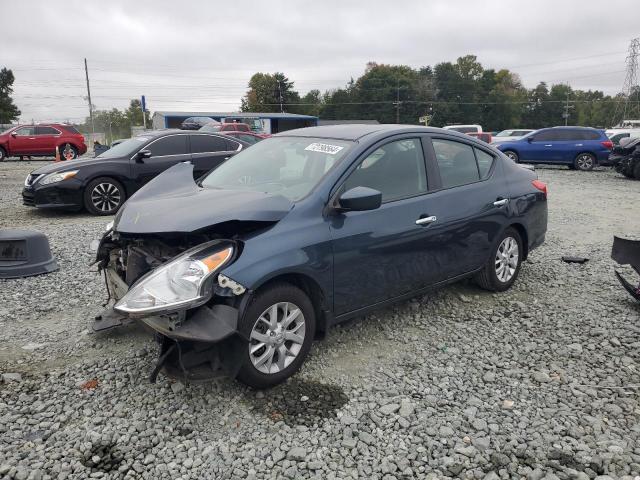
3,0,637,123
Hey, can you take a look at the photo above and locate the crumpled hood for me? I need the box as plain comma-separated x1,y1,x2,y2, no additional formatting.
114,162,294,234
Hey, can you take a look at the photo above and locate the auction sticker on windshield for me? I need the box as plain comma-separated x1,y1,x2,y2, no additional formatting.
305,142,344,155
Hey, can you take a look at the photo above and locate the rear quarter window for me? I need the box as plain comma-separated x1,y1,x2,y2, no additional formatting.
474,148,494,179
62,126,81,134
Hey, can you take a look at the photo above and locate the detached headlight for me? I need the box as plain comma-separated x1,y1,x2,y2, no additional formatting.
40,170,79,185
105,220,114,232
114,242,234,315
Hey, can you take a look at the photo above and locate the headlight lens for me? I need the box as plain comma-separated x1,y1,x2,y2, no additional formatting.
114,242,233,315
105,221,114,232
40,170,79,185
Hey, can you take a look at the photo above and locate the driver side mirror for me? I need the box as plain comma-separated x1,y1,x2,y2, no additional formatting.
10,132,17,137
337,187,382,212
136,149,152,162
527,137,535,143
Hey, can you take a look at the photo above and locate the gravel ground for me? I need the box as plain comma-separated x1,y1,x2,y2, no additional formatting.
1,160,640,480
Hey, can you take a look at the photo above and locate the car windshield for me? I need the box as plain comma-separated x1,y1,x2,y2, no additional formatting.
200,124,222,132
201,136,353,201
96,136,150,158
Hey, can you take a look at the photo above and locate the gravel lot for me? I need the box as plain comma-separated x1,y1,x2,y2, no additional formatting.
1,160,640,480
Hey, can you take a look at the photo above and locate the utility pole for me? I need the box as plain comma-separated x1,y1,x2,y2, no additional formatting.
84,58,95,139
561,83,574,126
393,78,402,123
277,80,284,113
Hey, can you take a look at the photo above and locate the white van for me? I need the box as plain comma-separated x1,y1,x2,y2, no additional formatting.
443,124,482,134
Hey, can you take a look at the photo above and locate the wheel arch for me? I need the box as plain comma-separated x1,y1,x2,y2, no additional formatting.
508,222,529,260
250,272,330,339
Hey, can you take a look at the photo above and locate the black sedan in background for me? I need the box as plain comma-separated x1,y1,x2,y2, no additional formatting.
22,130,246,215
180,117,217,130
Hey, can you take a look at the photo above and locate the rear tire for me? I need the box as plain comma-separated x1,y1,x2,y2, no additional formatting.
574,153,595,171
475,228,523,292
236,283,315,389
61,143,78,160
634,161,640,180
84,177,126,215
503,150,519,163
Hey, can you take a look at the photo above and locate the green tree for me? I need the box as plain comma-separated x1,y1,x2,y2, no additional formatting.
125,99,150,126
0,68,21,123
241,72,300,113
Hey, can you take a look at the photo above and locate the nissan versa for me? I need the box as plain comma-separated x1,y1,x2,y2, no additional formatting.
94,125,548,388
22,130,246,215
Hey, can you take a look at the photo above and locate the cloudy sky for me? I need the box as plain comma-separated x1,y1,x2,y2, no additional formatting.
3,0,637,123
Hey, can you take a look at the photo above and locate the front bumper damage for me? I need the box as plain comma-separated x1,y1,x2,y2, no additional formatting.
94,232,250,383
611,236,640,302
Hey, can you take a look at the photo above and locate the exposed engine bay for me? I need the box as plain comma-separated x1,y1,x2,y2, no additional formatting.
93,229,256,382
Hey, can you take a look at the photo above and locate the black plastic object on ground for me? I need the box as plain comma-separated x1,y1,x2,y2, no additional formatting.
611,236,640,302
562,256,589,264
0,229,58,279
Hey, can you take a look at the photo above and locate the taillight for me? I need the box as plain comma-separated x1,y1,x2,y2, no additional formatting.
601,140,613,150
532,180,547,198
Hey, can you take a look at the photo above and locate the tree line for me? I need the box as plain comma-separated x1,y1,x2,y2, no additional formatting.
241,56,637,130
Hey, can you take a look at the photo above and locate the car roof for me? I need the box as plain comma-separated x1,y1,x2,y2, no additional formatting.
546,126,601,130
278,124,454,141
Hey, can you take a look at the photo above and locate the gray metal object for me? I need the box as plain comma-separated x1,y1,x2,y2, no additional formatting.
0,229,58,279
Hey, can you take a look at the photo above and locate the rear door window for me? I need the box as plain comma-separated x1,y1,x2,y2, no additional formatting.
190,134,228,153
35,126,60,135
432,138,480,188
238,134,259,144
474,148,494,179
147,135,188,157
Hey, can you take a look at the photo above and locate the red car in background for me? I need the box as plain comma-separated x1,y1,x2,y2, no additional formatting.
221,130,270,144
0,124,87,161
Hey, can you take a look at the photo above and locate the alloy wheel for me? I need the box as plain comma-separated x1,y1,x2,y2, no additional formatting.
576,154,594,170
91,182,122,213
495,236,519,283
249,302,306,374
505,151,518,162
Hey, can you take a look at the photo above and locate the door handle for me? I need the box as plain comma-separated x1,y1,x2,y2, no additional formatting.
493,198,509,207
544,144,552,147
415,215,437,226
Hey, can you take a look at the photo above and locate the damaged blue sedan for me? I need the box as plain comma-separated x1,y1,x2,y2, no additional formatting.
95,124,548,388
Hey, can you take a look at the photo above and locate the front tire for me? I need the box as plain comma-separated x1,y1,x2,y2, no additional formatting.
0,147,6,162
475,228,523,292
503,150,519,163
84,177,126,215
574,153,595,171
236,283,315,389
634,161,640,180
